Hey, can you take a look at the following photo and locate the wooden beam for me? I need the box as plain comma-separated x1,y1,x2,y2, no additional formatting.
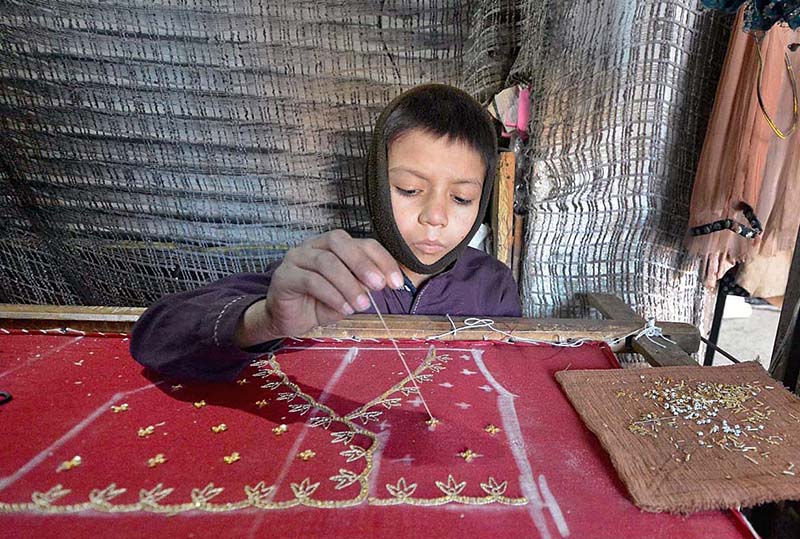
491,151,515,268
585,293,697,367
0,304,699,353
586,293,644,322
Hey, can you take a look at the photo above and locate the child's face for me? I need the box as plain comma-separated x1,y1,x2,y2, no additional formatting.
387,128,485,270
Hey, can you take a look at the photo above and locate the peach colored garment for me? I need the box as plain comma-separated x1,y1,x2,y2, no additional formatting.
687,9,800,293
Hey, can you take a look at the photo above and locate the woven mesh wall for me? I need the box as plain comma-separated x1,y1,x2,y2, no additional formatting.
1,0,729,325
511,0,731,326
0,0,503,305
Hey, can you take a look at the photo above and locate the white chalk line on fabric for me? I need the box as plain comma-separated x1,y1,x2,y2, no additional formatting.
471,349,570,539
0,336,84,380
0,383,155,492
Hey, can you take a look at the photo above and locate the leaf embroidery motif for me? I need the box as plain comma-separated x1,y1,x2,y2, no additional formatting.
89,484,127,504
244,481,275,503
191,483,224,504
139,484,174,504
329,469,359,490
480,477,508,497
386,478,417,499
32,485,71,506
435,475,466,497
290,478,320,500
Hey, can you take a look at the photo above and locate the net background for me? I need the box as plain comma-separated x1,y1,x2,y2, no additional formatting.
0,0,730,331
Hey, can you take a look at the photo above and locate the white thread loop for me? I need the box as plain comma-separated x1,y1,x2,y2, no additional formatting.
426,316,676,350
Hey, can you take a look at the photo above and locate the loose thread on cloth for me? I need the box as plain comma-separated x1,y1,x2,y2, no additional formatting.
365,290,435,422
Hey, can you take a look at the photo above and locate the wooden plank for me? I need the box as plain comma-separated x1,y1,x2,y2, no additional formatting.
632,339,698,367
0,304,699,353
586,293,644,322
511,213,524,282
586,293,697,367
491,151,515,268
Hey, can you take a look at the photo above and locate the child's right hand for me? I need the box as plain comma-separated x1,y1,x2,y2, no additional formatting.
234,230,404,348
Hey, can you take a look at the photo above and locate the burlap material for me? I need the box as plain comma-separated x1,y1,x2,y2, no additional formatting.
556,362,800,514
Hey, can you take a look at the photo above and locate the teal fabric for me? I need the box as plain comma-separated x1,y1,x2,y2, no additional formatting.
703,0,800,32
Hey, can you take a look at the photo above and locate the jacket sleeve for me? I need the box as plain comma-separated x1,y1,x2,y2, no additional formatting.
130,269,282,382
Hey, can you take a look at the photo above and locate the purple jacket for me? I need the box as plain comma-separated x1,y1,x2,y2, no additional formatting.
130,247,521,382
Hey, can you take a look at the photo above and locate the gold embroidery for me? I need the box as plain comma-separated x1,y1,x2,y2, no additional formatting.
56,456,82,472
297,449,316,461
4,475,526,514
223,452,241,464
211,424,228,434
171,384,183,391
137,426,155,438
340,445,367,463
484,424,501,436
425,418,441,430
1,350,529,514
371,475,527,506
386,478,417,499
346,348,447,422
147,454,166,468
459,449,478,463
255,400,269,408
330,469,359,490
111,404,129,413
193,400,207,409
236,379,248,385
290,478,320,500
480,477,508,497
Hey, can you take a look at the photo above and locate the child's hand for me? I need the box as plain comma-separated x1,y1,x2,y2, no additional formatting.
235,230,403,347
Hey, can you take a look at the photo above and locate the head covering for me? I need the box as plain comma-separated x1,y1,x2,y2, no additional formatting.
365,84,497,275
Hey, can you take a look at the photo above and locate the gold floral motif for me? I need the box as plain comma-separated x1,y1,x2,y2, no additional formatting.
223,452,241,464
111,404,129,413
484,424,501,436
193,400,206,409
480,477,508,497
255,400,269,408
211,423,228,433
56,456,82,472
297,449,316,461
386,478,417,499
436,475,467,497
137,426,155,438
290,478,320,500
459,449,478,463
191,483,224,505
147,454,166,468
272,424,288,436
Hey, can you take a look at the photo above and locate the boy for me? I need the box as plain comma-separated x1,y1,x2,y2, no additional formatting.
131,84,522,381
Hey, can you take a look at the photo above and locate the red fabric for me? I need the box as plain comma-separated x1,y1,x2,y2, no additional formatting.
0,332,751,538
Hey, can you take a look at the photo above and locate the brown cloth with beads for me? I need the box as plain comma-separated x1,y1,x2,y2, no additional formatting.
557,362,800,513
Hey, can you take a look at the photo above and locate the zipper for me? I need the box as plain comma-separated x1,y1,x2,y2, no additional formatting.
410,278,433,314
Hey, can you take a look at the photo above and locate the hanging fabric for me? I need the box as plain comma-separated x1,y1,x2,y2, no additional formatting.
687,8,800,297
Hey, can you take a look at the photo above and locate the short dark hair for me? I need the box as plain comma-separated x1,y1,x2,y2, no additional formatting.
381,84,497,179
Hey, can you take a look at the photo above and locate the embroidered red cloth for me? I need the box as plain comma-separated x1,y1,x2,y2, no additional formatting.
0,331,751,538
